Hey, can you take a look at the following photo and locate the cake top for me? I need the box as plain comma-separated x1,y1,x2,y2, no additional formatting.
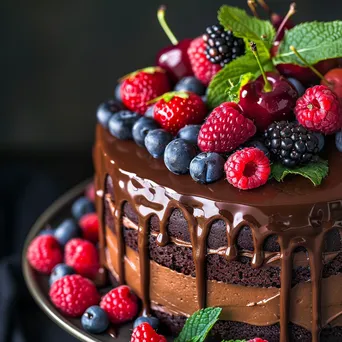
95,1,342,193
98,125,342,208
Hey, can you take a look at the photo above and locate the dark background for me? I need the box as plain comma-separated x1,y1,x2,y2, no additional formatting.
0,1,341,341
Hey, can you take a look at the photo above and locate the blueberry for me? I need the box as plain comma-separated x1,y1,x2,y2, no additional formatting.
145,129,173,158
174,76,206,96
145,105,155,119
71,197,95,220
177,125,201,145
201,95,207,104
336,131,342,152
314,132,325,152
96,99,123,129
132,117,159,147
108,110,140,140
39,227,54,236
54,218,81,246
189,152,225,184
49,264,75,286
81,306,109,334
164,139,197,175
114,83,122,102
245,140,270,158
133,316,160,330
287,78,306,97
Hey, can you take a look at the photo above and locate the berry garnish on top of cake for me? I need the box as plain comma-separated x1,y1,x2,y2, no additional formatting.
94,2,342,192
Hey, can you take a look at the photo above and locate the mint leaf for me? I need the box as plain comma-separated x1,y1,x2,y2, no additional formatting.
207,53,274,109
225,72,254,103
218,5,275,52
273,21,342,66
222,340,246,342
175,307,222,342
271,160,329,186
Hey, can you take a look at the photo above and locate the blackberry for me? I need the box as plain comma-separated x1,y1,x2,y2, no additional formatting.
202,24,245,67
264,121,320,168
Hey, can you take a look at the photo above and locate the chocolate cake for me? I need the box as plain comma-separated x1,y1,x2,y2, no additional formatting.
90,2,342,341
94,125,342,342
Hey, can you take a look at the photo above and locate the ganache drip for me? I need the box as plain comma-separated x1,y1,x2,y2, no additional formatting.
94,125,342,342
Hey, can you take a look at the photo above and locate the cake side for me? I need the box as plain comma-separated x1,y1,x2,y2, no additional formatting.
94,124,342,341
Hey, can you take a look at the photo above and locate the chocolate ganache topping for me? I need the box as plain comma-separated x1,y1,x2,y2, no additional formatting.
94,124,342,342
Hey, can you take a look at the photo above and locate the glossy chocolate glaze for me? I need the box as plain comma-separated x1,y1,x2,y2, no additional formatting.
94,124,342,342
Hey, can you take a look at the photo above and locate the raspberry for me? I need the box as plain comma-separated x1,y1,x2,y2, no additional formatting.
65,238,99,279
198,102,256,153
131,323,167,342
153,92,207,135
294,85,342,134
27,235,63,274
79,213,99,243
49,274,100,317
187,37,222,86
100,285,138,324
203,24,245,67
225,147,271,190
248,339,269,342
120,67,170,115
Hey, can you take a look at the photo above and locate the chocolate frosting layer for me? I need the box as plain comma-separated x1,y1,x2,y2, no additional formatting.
94,124,342,342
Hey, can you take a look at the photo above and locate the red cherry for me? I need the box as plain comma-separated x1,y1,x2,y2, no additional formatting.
322,68,342,98
276,59,338,85
155,6,193,83
238,43,298,131
239,72,297,130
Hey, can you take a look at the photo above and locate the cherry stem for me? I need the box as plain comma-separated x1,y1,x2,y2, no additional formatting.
274,3,296,42
157,5,178,45
247,0,259,18
256,0,272,16
289,46,331,85
250,42,272,92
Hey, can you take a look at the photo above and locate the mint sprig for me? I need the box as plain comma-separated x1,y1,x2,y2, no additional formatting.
175,307,222,342
271,160,329,186
218,5,275,53
222,340,246,342
273,21,342,66
207,53,274,109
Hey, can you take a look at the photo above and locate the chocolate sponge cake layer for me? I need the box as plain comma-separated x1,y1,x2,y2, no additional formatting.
153,309,342,342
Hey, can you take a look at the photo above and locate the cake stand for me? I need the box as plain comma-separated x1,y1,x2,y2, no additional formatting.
22,179,169,342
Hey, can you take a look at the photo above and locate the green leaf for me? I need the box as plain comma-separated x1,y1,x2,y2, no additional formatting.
218,5,275,52
175,307,222,342
225,72,254,103
221,340,246,342
271,160,329,186
273,21,342,66
207,53,274,109
148,91,189,104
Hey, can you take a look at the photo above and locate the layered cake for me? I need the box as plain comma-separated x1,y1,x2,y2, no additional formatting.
92,2,342,342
